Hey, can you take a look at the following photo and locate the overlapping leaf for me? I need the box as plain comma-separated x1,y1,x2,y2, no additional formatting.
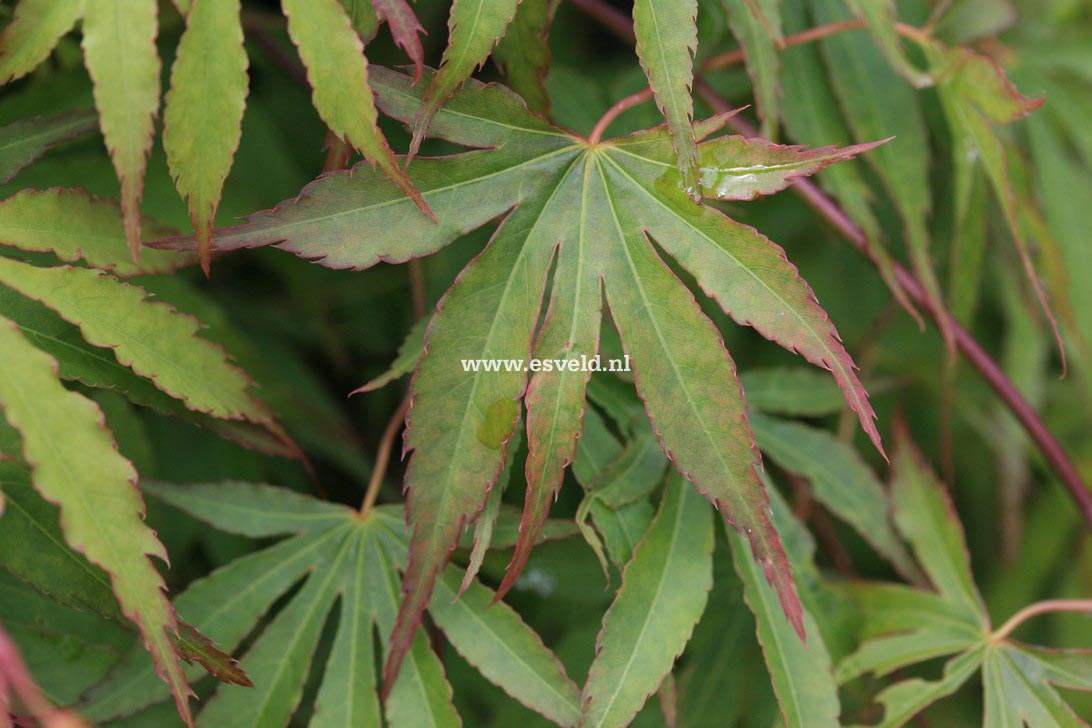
408,0,523,157
283,0,432,221
0,466,250,693
0,189,192,276
151,66,886,692
0,257,272,424
729,481,840,727
84,482,582,727
777,0,916,318
843,0,932,88
0,320,193,724
0,0,83,84
723,0,781,139
633,0,702,197
581,475,713,727
812,0,951,347
162,0,248,275
924,40,1063,361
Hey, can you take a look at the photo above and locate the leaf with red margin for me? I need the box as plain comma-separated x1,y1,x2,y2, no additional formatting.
0,316,193,725
632,0,702,198
925,41,1062,367
372,0,426,82
0,189,194,277
162,0,248,275
81,0,161,262
282,0,433,220
0,259,272,425
603,134,885,456
408,0,523,158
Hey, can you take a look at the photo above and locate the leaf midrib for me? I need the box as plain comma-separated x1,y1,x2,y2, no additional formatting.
594,155,750,502
586,486,687,727
601,151,872,424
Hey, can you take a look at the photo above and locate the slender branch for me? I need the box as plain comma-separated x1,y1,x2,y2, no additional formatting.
572,0,1092,527
360,396,411,515
993,599,1092,641
588,89,656,144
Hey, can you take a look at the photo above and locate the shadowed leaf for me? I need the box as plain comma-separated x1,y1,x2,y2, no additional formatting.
0,110,98,185
0,0,83,84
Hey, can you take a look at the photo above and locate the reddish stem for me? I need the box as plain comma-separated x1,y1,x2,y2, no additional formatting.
588,88,655,144
993,599,1092,641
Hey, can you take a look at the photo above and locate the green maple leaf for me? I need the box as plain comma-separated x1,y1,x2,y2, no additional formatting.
837,426,1092,727
83,482,583,728
153,66,886,691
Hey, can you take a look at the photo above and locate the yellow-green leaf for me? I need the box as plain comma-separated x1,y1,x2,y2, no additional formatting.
162,0,248,275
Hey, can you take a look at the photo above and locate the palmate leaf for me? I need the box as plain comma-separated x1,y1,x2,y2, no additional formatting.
0,320,193,725
0,468,250,693
730,481,840,728
838,427,1092,726
778,0,916,319
84,482,582,728
810,0,947,343
0,110,98,185
81,0,160,261
748,412,917,580
843,0,932,88
151,67,886,691
572,403,659,573
0,288,292,459
162,0,248,275
924,40,1063,360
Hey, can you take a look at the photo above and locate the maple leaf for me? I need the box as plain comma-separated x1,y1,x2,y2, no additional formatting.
152,65,886,692
836,425,1092,726
83,482,582,727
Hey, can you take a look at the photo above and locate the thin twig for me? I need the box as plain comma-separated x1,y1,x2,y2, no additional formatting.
993,599,1092,641
360,396,411,515
571,0,1092,527
588,89,656,144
